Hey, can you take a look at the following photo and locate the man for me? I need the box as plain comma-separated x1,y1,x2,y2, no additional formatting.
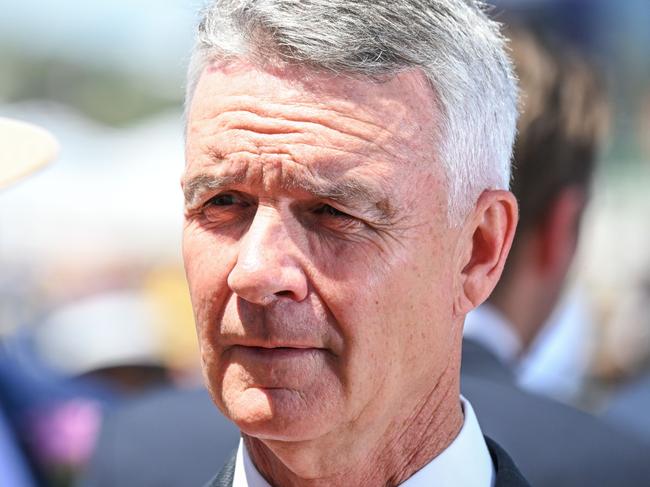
182,1,526,486
461,29,650,485
0,116,59,487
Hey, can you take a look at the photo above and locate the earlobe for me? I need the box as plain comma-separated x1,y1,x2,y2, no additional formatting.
455,190,518,316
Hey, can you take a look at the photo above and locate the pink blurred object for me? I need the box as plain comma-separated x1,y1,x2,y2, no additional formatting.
28,399,102,468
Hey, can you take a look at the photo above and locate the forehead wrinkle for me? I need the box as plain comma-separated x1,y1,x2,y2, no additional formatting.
195,97,410,161
188,116,399,176
204,95,394,137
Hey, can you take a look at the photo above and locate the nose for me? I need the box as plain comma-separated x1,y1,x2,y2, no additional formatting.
227,208,308,305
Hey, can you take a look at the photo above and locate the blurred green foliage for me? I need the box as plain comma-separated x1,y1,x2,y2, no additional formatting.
0,45,182,126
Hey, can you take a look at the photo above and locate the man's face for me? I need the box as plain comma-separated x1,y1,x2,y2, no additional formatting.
183,62,465,443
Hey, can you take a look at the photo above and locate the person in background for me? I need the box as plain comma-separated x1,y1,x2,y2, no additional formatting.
0,116,59,487
461,27,650,486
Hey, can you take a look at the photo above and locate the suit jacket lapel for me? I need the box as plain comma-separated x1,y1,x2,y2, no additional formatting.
203,452,236,487
485,436,530,486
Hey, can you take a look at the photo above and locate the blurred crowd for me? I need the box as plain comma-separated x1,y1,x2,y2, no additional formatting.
1,0,650,486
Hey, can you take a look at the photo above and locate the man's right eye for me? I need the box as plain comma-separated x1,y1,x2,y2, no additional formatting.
200,193,253,225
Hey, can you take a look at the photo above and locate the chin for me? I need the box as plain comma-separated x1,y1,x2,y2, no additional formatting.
221,386,337,442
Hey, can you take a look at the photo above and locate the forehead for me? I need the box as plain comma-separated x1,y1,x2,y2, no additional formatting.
184,61,443,198
188,60,436,123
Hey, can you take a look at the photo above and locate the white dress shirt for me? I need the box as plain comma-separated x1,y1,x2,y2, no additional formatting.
464,303,522,367
232,396,495,487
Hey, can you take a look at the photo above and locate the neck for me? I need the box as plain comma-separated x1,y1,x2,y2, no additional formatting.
245,364,463,487
490,234,568,353
490,282,556,353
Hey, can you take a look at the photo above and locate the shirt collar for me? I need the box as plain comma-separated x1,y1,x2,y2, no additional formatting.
233,437,270,487
233,396,494,487
400,396,494,487
464,303,523,366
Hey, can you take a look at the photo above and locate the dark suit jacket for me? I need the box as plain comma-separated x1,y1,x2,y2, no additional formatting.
203,436,530,487
461,339,650,487
604,373,650,445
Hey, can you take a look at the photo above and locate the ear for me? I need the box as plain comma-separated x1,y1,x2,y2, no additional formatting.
536,186,587,276
454,190,518,316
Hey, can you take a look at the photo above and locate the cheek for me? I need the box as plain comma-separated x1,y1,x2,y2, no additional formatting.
317,259,408,406
184,226,234,298
326,233,456,388
183,225,238,345
382,243,457,376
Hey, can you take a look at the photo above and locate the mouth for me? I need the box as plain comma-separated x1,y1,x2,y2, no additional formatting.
227,344,329,360
233,344,322,353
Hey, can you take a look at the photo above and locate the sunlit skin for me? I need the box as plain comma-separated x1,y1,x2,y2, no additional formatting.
182,60,517,486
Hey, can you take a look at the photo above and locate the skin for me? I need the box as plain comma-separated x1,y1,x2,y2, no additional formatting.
182,60,517,486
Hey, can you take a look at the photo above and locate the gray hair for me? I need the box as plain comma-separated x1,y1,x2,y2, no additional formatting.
186,0,518,223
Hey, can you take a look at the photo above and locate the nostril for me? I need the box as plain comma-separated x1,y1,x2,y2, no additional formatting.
275,290,293,298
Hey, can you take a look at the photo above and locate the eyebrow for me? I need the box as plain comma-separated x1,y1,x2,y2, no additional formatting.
294,175,395,220
183,172,247,207
183,171,396,222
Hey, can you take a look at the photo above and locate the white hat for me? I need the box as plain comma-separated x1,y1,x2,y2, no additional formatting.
34,290,166,376
0,116,59,189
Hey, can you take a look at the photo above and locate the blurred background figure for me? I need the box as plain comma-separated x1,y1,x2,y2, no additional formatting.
1,116,58,487
492,0,650,446
1,1,650,486
461,27,650,486
489,0,650,408
464,26,610,380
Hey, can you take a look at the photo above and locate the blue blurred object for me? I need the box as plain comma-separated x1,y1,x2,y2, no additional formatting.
604,374,650,445
0,402,37,487
0,334,118,486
